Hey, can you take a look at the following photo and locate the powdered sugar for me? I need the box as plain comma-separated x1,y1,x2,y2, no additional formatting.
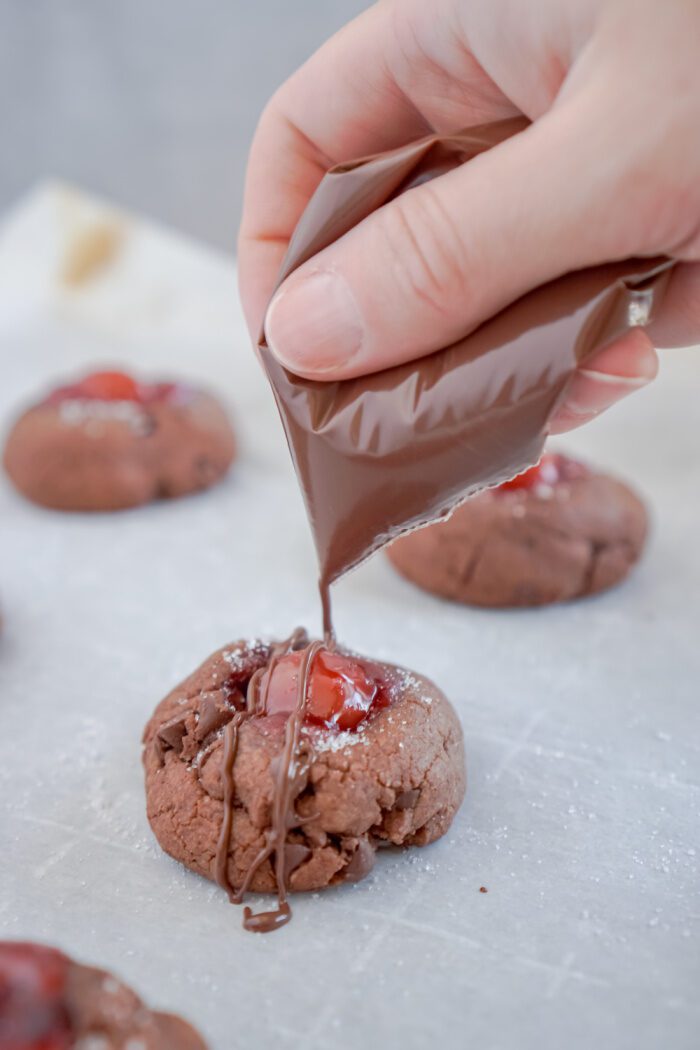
190,729,225,771
223,639,268,670
75,1037,111,1050
307,724,370,753
58,398,151,435
100,975,122,996
393,670,434,706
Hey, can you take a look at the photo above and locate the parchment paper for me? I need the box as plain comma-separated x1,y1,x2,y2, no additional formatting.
0,184,698,1050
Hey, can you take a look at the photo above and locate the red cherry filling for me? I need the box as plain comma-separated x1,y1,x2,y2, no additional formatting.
76,371,139,401
46,372,182,406
499,452,586,493
0,943,72,1050
261,650,386,731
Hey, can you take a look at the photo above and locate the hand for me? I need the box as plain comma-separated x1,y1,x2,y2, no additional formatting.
238,0,700,432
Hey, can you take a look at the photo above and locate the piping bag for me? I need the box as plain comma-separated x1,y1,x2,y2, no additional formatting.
257,117,675,638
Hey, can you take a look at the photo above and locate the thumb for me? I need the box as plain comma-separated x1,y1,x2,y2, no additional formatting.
263,107,638,381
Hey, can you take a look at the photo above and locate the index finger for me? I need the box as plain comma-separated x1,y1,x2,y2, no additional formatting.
236,1,514,337
237,6,424,337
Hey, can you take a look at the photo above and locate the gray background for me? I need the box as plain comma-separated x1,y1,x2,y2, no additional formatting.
0,0,368,250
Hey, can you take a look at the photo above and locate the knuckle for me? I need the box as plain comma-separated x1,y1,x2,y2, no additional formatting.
601,100,700,257
378,184,470,318
621,162,700,257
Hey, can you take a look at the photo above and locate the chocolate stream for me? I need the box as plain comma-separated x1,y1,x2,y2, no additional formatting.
213,631,326,933
213,712,245,899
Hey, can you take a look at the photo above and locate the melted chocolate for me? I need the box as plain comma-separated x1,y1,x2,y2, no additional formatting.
213,630,326,933
258,119,675,637
214,711,246,894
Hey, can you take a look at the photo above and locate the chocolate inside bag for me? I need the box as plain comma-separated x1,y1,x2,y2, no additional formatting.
258,119,673,628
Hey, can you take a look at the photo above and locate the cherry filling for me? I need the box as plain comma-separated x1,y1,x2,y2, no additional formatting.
46,370,179,406
260,649,388,732
0,942,72,1050
498,452,587,493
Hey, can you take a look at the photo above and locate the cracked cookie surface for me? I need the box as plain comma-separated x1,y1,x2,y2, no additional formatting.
387,466,648,607
142,640,466,895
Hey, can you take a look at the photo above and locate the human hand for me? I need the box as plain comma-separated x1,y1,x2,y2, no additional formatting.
238,0,700,432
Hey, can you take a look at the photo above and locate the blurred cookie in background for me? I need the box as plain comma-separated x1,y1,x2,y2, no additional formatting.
0,940,207,1048
3,369,235,511
386,452,648,608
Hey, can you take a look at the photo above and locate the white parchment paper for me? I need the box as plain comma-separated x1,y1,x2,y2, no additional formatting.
0,185,698,1050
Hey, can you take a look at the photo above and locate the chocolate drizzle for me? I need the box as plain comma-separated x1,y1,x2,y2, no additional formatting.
213,711,245,893
321,582,334,646
213,630,326,933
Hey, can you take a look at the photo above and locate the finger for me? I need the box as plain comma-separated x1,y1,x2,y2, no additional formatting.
237,0,518,338
263,98,648,379
237,5,428,339
647,261,700,348
549,329,658,434
550,259,700,433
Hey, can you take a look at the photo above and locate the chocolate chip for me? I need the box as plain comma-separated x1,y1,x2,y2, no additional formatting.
342,838,376,883
157,715,187,754
283,842,312,881
394,788,420,810
195,696,233,742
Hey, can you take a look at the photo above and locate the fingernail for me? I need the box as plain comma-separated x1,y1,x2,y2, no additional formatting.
566,370,653,416
264,269,364,373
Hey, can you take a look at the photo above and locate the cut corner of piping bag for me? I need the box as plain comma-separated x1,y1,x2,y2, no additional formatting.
623,256,676,328
622,256,676,290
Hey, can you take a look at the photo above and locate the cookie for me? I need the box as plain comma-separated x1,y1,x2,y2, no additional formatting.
143,633,466,932
386,453,648,608
0,940,207,1049
3,370,235,511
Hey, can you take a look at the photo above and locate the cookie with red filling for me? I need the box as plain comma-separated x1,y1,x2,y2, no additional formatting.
0,941,206,1049
386,452,648,607
3,370,235,511
142,634,465,930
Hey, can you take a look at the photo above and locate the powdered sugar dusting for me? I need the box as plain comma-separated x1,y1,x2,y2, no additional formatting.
223,638,268,670
58,398,151,435
75,1036,111,1050
101,975,122,996
393,669,434,706
307,724,370,753
190,729,225,771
